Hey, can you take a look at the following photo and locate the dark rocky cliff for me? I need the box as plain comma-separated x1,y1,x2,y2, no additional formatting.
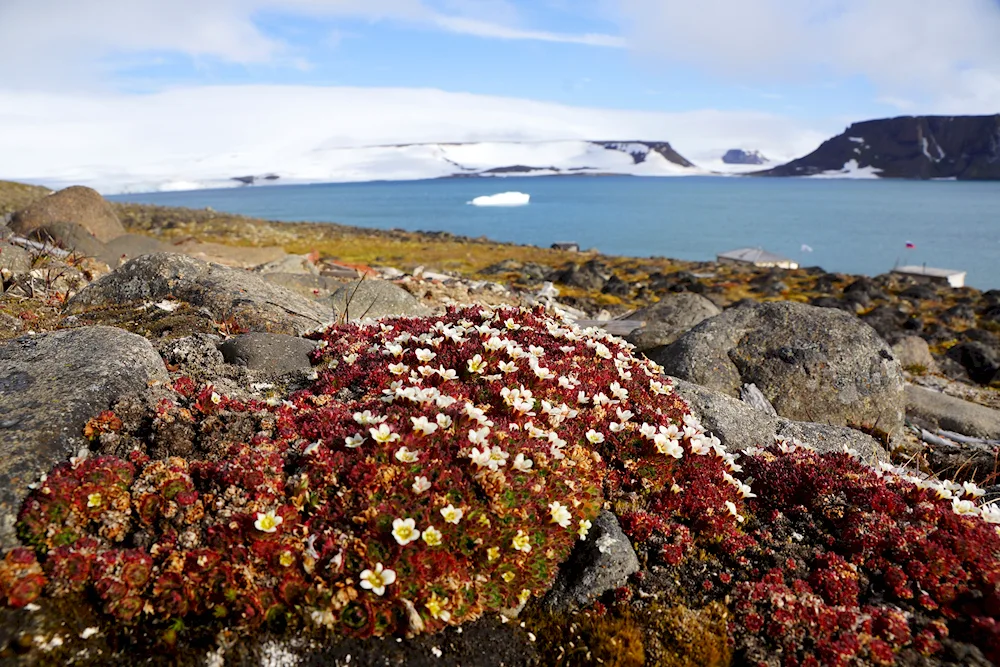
723,149,768,165
759,115,1000,180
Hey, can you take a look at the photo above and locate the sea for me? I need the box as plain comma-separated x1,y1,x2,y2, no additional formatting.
108,176,1000,290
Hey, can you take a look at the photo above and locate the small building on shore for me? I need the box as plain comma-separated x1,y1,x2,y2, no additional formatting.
717,247,799,270
891,265,966,288
551,242,580,252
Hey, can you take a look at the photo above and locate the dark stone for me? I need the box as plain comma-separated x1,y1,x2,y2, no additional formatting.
549,260,608,291
900,284,937,301
601,274,631,297
722,149,768,165
218,333,317,374
0,326,169,548
942,303,977,325
543,511,639,611
947,341,1000,385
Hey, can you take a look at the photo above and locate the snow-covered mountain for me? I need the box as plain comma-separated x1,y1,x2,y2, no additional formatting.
107,140,702,194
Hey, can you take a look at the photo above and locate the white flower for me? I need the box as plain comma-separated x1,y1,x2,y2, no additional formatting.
609,382,628,401
392,518,421,545
412,476,432,494
343,353,358,365
953,497,980,516
504,318,521,331
438,367,458,381
654,435,685,459
384,343,404,358
370,423,400,444
512,453,534,472
468,426,491,445
345,433,365,448
470,447,492,468
981,503,1000,524
411,416,439,436
303,440,322,456
388,363,409,376
354,410,386,425
422,526,443,547
609,422,625,433
468,354,488,374
487,446,510,470
577,391,590,404
210,391,221,405
616,408,634,423
963,481,986,499
725,500,745,523
737,482,756,499
532,365,554,381
255,510,283,533
577,519,592,540
640,423,657,440
440,504,463,524
649,380,671,395
512,530,532,552
360,563,396,596
417,365,437,378
499,360,517,374
586,430,605,445
529,345,546,357
395,447,420,463
593,392,612,406
689,434,713,456
549,501,573,528
415,348,436,363
484,336,506,352
435,413,453,429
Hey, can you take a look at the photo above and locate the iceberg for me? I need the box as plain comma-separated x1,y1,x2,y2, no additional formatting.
468,192,531,207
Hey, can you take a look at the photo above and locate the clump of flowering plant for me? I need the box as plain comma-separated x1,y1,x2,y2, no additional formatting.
2,306,749,641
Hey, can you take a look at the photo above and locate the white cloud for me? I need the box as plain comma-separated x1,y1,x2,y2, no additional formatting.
0,85,831,191
615,0,1000,113
0,0,623,89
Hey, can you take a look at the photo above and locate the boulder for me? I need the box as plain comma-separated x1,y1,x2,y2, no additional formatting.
255,254,319,275
0,326,168,549
543,511,640,611
102,233,174,265
624,293,721,352
549,260,607,291
9,186,125,242
892,336,939,373
329,279,431,321
261,272,344,300
905,385,1000,440
67,253,332,336
27,221,107,261
671,376,886,464
0,242,32,277
947,341,1000,385
653,302,905,434
218,333,317,374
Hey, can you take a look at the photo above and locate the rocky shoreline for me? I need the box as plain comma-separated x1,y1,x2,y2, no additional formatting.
3,183,1000,666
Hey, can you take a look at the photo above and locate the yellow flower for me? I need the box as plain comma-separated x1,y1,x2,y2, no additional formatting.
512,530,532,553
87,493,102,509
502,571,516,583
487,546,500,562
519,588,532,604
425,593,452,622
422,526,443,547
279,551,294,567
577,519,592,540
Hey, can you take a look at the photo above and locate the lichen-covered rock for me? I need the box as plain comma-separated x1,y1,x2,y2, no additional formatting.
329,279,431,321
651,301,905,435
218,332,317,374
625,293,722,353
892,335,939,373
0,242,31,277
67,253,332,335
10,186,125,243
0,326,168,549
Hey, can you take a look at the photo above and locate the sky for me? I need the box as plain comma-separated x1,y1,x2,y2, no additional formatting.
2,0,1000,189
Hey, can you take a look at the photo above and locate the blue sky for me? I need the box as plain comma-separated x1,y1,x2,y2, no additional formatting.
2,0,1000,190
5,0,1000,120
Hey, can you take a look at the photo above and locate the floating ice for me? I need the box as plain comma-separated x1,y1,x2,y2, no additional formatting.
468,192,531,207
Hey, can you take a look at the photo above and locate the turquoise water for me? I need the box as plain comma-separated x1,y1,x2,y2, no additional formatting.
109,176,1000,289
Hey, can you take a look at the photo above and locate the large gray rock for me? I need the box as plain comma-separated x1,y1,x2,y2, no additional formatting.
652,301,905,434
0,326,168,549
625,294,722,352
261,272,344,300
906,385,1000,440
27,221,107,262
10,186,125,242
103,233,174,265
543,511,639,611
893,336,939,374
0,242,31,277
671,376,886,464
218,333,317,374
67,253,332,335
329,279,431,321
